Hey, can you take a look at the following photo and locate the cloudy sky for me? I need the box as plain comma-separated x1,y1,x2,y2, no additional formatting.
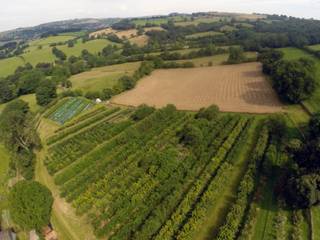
1,0,320,32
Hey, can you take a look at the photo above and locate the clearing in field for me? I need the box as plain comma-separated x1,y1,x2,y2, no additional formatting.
112,62,284,113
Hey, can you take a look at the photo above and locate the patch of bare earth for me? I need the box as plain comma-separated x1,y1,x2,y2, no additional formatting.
89,28,116,38
112,62,284,113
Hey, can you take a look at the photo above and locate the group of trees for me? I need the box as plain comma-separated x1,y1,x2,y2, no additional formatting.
259,49,316,103
227,46,246,64
0,66,58,106
285,114,320,208
0,41,29,59
9,181,53,231
0,100,40,179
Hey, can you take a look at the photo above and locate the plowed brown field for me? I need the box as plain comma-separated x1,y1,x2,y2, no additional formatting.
112,62,284,113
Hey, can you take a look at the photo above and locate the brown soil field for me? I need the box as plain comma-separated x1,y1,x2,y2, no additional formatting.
112,62,284,113
144,26,165,32
130,35,149,46
89,28,116,38
116,29,138,39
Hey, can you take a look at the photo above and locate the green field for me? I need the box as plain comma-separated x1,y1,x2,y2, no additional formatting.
0,94,41,113
132,18,169,26
220,25,238,32
58,39,116,57
307,44,320,51
22,46,57,65
312,207,320,240
175,17,224,26
171,52,256,67
186,31,223,39
280,47,320,113
29,35,76,47
69,62,140,92
0,37,116,77
0,56,25,77
0,144,10,211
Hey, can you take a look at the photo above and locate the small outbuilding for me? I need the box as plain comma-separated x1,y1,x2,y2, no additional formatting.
95,98,102,104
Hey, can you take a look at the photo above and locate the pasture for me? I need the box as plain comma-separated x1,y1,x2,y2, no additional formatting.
186,31,223,39
69,62,140,92
112,62,283,113
58,39,115,57
0,56,24,77
29,35,76,47
307,44,320,51
0,94,40,113
47,97,93,124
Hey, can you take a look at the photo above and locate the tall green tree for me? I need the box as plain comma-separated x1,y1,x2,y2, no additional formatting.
227,47,246,64
18,70,45,94
36,79,57,106
0,99,40,178
9,181,53,231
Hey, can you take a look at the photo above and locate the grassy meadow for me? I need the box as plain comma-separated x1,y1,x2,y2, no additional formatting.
186,31,223,39
69,62,140,92
0,56,25,77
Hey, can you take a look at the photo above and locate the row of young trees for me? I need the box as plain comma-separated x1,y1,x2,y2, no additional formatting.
44,104,260,238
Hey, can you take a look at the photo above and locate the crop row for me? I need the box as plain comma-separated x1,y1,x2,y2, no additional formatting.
72,114,190,215
175,118,249,240
131,118,254,240
47,107,122,145
54,105,107,133
83,115,233,238
46,119,133,174
44,97,69,118
216,125,269,240
54,107,184,197
60,110,185,203
48,97,92,124
154,117,248,240
90,115,233,238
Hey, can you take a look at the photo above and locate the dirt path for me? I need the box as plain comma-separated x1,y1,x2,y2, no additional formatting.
35,120,96,240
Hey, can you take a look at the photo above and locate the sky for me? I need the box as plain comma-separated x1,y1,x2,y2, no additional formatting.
1,0,320,32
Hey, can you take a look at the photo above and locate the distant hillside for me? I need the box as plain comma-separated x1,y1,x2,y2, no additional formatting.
0,18,120,41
